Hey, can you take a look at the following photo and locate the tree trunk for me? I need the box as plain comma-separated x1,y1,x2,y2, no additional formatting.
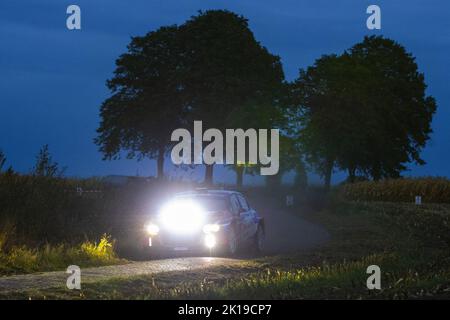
157,147,165,180
348,167,356,183
372,165,381,181
294,162,308,191
236,166,244,188
204,164,214,186
324,158,334,191
266,174,282,188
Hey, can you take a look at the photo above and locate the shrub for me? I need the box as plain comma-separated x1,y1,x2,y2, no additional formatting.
5,246,39,272
80,234,116,261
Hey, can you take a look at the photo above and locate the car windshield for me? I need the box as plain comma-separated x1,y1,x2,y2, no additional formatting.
175,195,229,212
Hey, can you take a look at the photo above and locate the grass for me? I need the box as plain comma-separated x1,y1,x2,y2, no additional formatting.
2,200,449,299
0,235,124,276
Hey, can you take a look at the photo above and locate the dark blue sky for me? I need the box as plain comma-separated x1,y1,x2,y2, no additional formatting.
0,1,449,184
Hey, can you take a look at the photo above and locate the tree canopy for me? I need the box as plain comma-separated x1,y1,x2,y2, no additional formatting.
96,10,285,183
97,15,436,190
96,25,186,179
291,36,436,187
179,10,285,184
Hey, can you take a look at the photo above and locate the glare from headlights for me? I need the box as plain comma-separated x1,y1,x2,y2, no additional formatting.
204,234,216,248
145,223,159,236
203,224,220,234
159,199,205,234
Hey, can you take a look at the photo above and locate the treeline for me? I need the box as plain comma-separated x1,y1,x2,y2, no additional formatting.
96,10,436,188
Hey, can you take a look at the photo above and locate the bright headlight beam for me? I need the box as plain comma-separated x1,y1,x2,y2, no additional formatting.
159,199,205,234
204,234,216,248
203,224,220,234
145,223,159,236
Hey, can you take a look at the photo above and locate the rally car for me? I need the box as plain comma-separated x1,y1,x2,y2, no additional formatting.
142,189,265,256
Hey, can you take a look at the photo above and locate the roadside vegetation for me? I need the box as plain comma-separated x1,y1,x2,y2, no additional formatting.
0,146,125,275
0,234,121,276
2,185,449,299
0,146,207,275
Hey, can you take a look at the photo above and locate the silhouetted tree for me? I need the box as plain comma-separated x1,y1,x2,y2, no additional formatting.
179,10,285,184
33,145,61,177
292,36,436,188
262,134,306,189
97,11,285,183
291,54,348,189
345,36,436,180
96,26,185,179
0,150,6,173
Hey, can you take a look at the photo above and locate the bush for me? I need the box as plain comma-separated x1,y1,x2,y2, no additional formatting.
338,177,450,203
80,234,116,261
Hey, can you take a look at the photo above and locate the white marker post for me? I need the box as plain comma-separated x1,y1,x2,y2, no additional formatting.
415,195,422,205
286,195,294,207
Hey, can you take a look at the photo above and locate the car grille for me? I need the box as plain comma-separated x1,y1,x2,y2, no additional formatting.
158,232,203,247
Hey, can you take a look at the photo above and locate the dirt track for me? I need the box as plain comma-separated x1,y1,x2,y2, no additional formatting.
0,196,329,294
251,195,329,254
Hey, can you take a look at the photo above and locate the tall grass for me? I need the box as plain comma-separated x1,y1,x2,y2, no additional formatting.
0,171,124,275
0,172,108,245
0,235,121,275
339,177,450,203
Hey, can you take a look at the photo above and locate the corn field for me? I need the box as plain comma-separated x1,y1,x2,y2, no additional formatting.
339,177,450,203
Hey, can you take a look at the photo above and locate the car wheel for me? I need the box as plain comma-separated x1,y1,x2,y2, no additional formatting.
227,227,239,256
254,226,265,254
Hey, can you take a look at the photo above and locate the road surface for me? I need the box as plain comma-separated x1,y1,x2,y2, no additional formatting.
252,194,329,254
0,196,329,294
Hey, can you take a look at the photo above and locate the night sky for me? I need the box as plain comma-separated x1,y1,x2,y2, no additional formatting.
0,1,449,184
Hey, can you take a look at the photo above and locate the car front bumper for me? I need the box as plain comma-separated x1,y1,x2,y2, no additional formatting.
144,230,227,252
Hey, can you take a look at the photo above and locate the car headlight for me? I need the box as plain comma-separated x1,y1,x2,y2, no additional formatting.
203,224,220,234
159,199,205,234
204,234,216,248
145,223,160,236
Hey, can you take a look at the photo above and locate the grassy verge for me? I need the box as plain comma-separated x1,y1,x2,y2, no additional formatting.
3,201,450,299
0,235,124,276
